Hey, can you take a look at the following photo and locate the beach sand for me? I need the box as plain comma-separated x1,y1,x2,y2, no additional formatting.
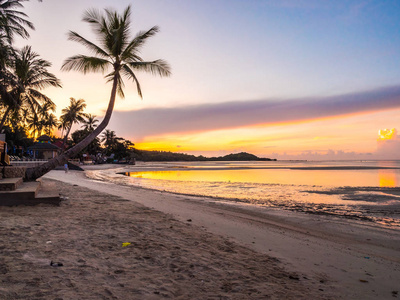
0,165,399,299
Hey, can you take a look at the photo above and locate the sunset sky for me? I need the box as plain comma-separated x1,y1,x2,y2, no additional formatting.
15,0,400,159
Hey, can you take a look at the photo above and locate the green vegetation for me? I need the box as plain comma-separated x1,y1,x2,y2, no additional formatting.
133,150,276,162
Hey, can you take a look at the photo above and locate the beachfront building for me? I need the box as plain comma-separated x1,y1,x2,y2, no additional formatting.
27,135,60,159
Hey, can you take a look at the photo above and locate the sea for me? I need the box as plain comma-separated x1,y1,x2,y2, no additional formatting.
87,160,400,228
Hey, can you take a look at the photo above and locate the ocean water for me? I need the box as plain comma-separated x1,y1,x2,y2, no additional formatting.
87,160,400,228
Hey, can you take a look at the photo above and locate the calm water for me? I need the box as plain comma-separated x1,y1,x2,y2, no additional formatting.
88,160,400,227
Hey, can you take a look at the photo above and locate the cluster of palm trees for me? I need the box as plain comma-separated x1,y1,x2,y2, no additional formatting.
1,2,171,180
0,0,61,138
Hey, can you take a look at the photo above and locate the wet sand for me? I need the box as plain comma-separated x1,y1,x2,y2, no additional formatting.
0,165,399,299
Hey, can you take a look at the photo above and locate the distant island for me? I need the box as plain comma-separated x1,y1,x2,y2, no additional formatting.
133,151,276,162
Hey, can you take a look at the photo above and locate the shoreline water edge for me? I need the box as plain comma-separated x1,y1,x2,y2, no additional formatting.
86,161,400,228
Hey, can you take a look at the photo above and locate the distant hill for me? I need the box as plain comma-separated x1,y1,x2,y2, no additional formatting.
133,150,276,162
215,152,274,161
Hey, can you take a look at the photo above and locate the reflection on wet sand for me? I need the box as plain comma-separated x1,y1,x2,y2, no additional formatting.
86,162,400,228
126,167,400,188
117,167,400,228
379,170,397,187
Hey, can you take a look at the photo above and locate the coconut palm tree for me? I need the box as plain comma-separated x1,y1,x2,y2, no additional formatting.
101,129,123,154
26,107,42,138
59,97,87,150
0,0,34,121
0,45,61,132
25,5,171,180
101,129,117,145
42,112,58,136
81,113,98,132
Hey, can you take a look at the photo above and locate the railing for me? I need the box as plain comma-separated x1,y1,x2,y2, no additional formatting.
8,157,48,167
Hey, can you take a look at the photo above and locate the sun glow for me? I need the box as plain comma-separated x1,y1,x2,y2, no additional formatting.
378,128,397,140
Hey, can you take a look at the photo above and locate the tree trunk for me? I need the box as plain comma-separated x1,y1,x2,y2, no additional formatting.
62,126,72,152
24,76,119,181
0,106,12,133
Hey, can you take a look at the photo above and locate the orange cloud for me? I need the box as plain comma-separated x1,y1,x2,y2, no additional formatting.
109,84,400,141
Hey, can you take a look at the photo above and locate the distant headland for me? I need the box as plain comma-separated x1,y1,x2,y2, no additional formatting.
133,151,276,162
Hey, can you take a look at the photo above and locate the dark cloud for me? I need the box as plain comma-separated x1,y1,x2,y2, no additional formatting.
109,85,400,140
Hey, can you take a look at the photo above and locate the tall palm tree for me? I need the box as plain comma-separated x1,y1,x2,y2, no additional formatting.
81,113,98,132
25,5,171,180
59,97,87,150
0,45,61,132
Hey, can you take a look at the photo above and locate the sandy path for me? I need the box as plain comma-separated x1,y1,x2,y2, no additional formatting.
43,168,400,299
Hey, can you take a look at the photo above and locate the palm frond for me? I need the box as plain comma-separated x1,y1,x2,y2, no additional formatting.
27,89,55,109
121,26,159,60
128,59,171,77
121,65,142,98
0,0,34,41
67,31,110,59
61,55,110,74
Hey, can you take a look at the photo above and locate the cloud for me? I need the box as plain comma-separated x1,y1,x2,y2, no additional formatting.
109,85,400,140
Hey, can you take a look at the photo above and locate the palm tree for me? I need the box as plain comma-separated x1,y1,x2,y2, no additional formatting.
37,101,58,135
42,112,58,136
26,108,42,139
0,45,61,132
101,129,122,154
0,0,34,116
81,113,98,132
101,129,116,144
59,97,87,150
25,5,171,180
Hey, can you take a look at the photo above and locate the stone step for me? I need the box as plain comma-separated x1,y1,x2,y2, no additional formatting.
0,177,23,191
34,179,61,206
0,180,61,206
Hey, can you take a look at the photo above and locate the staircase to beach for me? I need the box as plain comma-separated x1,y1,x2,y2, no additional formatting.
0,173,61,206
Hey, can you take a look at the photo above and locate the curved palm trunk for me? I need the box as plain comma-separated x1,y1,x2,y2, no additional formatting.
24,77,119,181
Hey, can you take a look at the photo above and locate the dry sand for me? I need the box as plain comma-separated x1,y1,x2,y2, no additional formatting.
0,165,399,299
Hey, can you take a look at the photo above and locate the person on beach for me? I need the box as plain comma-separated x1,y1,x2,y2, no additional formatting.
64,163,69,173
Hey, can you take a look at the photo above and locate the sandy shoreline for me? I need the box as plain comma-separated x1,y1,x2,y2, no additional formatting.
1,165,399,299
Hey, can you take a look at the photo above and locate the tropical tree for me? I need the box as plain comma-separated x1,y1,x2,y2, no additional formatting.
81,113,98,132
0,0,35,119
0,45,61,132
101,129,117,147
41,112,58,136
25,5,171,180
70,128,101,157
26,107,42,138
59,97,87,150
101,129,122,155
